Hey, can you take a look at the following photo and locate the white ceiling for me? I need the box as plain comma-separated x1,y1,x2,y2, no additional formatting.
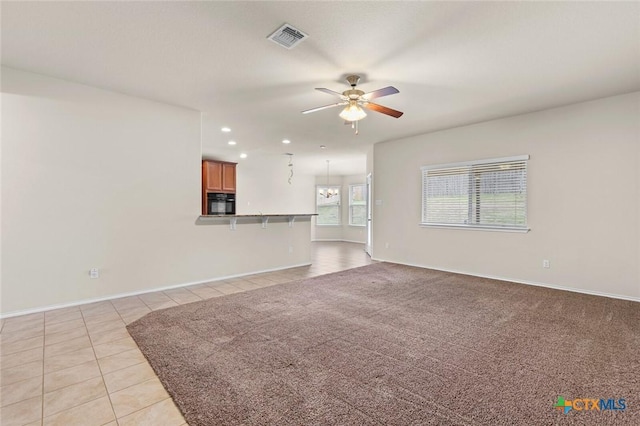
2,1,639,175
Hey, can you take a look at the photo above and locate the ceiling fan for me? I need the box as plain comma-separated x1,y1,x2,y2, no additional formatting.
302,75,403,130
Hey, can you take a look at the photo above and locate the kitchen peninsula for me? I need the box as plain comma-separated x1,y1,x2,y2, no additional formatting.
200,159,315,229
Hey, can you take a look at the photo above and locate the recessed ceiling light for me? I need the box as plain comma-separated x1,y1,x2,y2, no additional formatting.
320,145,327,149
282,139,291,144
221,127,231,132
228,141,237,145
240,153,248,159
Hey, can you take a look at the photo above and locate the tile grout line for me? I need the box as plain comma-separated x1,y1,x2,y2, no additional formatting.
40,313,86,421
100,299,185,424
163,290,204,305
81,301,120,424
108,293,190,424
110,378,172,422
184,286,206,301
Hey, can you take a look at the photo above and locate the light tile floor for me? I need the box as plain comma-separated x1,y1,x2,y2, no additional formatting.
0,242,373,426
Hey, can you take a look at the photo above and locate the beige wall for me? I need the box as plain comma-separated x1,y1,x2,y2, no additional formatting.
374,92,640,300
311,174,367,243
235,154,315,215
1,68,314,316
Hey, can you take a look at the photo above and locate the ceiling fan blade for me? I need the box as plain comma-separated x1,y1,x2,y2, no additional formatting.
361,86,399,101
302,102,347,114
362,102,404,118
315,88,348,100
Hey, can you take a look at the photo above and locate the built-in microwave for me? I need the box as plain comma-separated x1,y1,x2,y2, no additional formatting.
207,193,236,215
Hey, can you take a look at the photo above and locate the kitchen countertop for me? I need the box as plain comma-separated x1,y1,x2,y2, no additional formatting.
199,213,317,218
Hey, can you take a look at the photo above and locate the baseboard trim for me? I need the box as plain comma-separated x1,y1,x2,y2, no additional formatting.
0,262,312,319
371,258,640,303
7,259,636,319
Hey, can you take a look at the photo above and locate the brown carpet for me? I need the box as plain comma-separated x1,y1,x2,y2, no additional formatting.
127,263,639,425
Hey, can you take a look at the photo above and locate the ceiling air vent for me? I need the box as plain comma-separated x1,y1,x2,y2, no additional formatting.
267,23,308,49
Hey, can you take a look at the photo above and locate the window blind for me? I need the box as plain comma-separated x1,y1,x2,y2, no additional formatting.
421,155,529,231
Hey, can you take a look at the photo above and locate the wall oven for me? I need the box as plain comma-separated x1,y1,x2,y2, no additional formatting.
206,193,236,215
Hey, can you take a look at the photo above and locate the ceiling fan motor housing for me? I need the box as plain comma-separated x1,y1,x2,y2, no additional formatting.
344,89,364,100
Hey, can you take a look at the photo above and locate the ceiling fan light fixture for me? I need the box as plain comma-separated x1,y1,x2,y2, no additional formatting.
339,101,367,122
301,75,402,126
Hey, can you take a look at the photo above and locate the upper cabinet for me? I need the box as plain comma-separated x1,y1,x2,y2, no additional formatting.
221,162,236,192
202,160,236,193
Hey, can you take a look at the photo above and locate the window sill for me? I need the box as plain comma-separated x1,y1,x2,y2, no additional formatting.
419,223,530,233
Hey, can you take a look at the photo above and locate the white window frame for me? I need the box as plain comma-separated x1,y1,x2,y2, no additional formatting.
348,184,366,227
421,155,530,232
316,185,341,226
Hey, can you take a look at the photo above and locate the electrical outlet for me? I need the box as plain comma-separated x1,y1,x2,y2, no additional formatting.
89,268,99,279
288,245,293,254
385,242,390,249
542,260,550,269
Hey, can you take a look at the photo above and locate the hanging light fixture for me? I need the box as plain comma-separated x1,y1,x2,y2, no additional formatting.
338,100,367,122
325,159,332,198
286,153,294,184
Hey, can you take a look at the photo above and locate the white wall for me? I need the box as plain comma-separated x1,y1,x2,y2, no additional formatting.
1,68,314,316
374,92,640,300
311,174,367,243
235,155,315,215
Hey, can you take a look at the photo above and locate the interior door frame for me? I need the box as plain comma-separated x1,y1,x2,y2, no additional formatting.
365,173,372,256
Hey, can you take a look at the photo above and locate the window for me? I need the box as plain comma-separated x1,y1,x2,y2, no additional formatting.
316,186,341,225
421,155,529,231
349,184,366,226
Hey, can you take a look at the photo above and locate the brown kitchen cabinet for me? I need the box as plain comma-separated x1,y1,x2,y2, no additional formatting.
202,160,236,214
202,160,236,193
